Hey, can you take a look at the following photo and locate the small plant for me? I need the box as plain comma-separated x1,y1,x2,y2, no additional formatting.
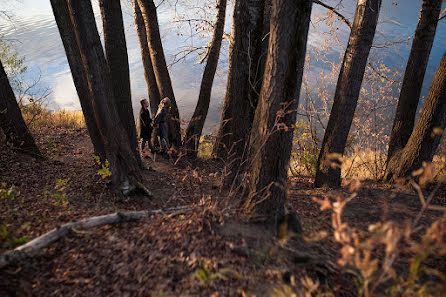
0,225,29,249
0,183,17,201
47,178,70,207
94,155,112,179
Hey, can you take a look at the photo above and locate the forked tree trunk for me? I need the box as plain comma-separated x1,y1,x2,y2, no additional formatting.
67,0,141,189
387,0,442,162
242,0,312,230
385,51,446,180
183,0,227,157
314,0,382,188
0,59,40,155
50,0,105,160
137,0,181,147
99,0,141,165
212,0,267,181
132,0,160,117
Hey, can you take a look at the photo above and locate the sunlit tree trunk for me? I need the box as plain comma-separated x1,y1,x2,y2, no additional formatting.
99,0,141,165
137,0,181,147
385,51,446,180
67,0,141,190
50,0,105,160
132,0,160,117
183,0,227,157
242,0,312,231
387,0,442,162
314,0,382,188
0,59,40,155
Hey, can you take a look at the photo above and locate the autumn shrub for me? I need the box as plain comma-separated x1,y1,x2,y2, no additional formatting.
21,102,85,129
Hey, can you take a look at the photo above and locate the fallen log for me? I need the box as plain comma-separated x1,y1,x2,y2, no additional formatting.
0,205,192,269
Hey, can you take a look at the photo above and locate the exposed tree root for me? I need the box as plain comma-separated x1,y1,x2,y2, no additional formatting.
0,205,192,269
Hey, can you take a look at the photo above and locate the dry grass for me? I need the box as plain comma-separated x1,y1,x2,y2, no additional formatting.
23,108,85,130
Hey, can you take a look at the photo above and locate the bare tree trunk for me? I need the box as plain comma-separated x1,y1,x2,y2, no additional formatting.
183,0,227,157
132,0,160,117
212,0,267,161
137,0,181,148
314,0,382,188
387,0,442,162
385,50,446,180
0,59,40,155
242,0,312,231
67,0,141,190
99,0,141,165
50,0,105,160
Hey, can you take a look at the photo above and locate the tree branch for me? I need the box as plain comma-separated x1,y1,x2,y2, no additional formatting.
312,0,352,29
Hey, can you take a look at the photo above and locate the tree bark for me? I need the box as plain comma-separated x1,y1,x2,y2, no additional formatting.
132,0,160,117
387,0,442,162
183,0,227,157
67,0,141,190
385,50,446,180
99,0,141,165
0,59,40,155
242,0,312,231
314,0,382,188
50,0,105,160
212,0,267,185
137,0,181,148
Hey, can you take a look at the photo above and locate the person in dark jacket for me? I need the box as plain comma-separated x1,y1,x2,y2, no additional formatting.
139,99,155,154
154,97,171,153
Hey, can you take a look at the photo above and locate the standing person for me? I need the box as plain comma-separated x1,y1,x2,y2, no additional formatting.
154,97,171,153
139,98,155,154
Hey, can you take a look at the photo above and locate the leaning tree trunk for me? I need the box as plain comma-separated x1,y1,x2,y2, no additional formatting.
0,59,40,155
385,50,446,180
137,0,181,148
132,0,160,117
50,0,105,160
99,0,141,165
242,0,312,231
386,0,442,162
314,0,382,188
183,0,227,157
67,0,141,190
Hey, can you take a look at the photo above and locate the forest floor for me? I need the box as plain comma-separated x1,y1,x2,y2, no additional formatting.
0,126,445,296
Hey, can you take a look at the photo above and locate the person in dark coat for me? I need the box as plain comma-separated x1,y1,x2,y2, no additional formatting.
154,97,171,153
139,99,155,154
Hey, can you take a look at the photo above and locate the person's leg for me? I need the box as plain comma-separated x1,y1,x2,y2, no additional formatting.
141,138,146,151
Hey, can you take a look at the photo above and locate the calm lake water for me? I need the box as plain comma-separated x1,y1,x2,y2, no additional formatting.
1,0,445,133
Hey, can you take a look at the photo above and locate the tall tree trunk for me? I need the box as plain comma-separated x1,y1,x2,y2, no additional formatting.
0,59,40,155
132,0,160,117
386,0,442,162
99,0,141,165
137,0,181,148
242,0,312,231
183,0,227,157
50,0,105,160
385,50,446,180
314,0,382,188
67,0,141,190
212,0,267,183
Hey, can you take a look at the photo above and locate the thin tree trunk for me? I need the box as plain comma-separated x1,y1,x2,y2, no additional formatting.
0,59,40,155
183,0,227,157
132,0,160,117
314,0,382,188
385,50,446,180
50,0,105,160
99,0,141,165
137,0,181,147
387,0,442,162
242,0,312,231
67,0,141,190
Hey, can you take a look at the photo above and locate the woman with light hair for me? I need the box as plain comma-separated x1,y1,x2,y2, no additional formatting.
154,97,171,153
